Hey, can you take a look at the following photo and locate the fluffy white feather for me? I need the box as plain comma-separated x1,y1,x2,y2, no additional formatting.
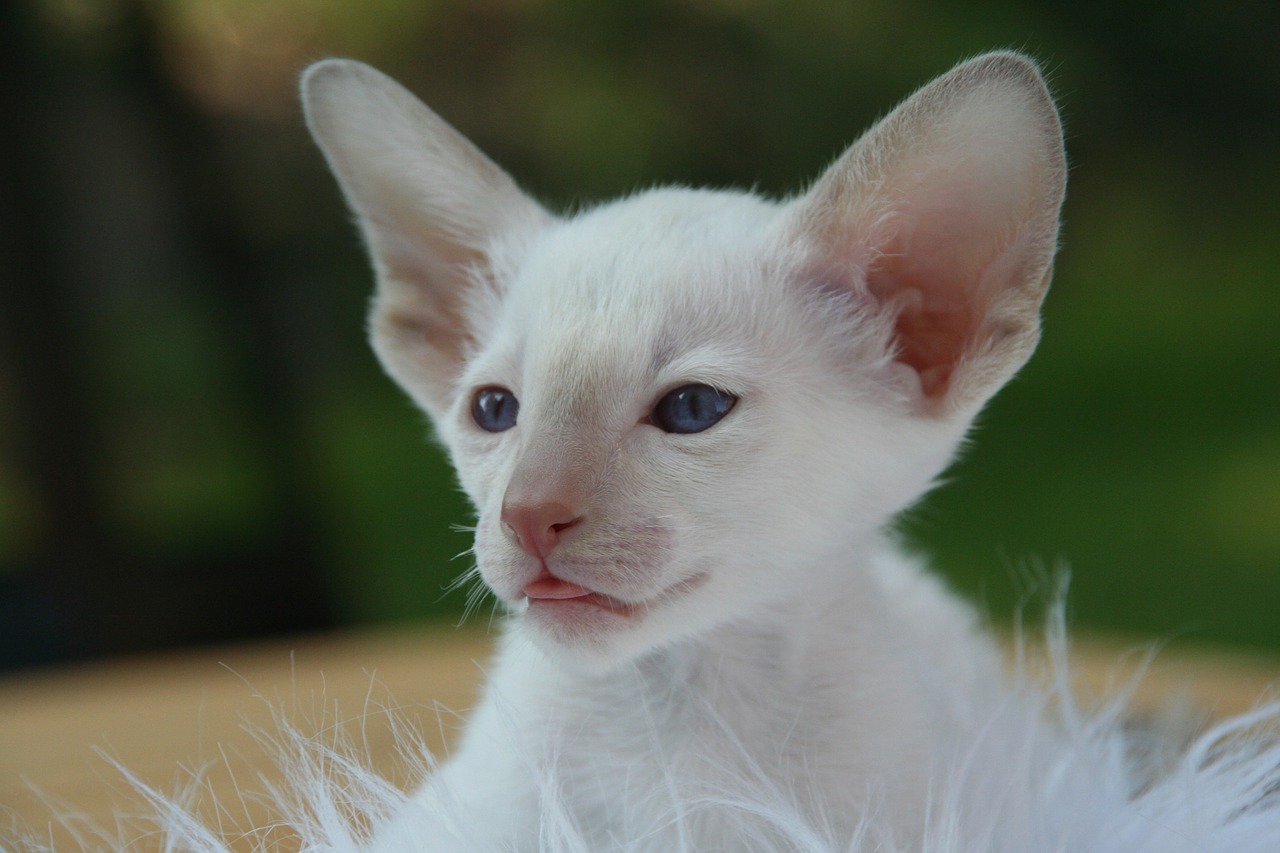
8,607,1280,852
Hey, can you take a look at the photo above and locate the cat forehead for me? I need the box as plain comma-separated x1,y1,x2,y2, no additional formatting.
498,187,789,357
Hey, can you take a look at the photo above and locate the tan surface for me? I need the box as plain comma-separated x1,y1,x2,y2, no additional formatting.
1,626,1276,850
1,625,495,850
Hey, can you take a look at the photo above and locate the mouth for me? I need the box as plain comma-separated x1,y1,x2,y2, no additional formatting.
521,571,707,619
522,571,639,617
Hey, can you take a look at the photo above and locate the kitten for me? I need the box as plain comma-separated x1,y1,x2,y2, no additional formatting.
302,52,1065,850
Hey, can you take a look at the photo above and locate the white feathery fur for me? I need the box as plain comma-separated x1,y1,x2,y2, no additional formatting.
9,53,1280,851
9,607,1280,852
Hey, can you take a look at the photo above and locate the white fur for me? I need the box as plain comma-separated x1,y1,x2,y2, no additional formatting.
10,53,1280,851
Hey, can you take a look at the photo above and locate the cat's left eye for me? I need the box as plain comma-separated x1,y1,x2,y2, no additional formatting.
471,386,519,432
650,384,736,434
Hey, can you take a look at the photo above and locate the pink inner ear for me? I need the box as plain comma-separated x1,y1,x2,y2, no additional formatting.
880,287,979,400
866,201,1009,400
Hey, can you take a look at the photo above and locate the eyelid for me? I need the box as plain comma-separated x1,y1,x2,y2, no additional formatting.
651,377,746,403
644,381,744,426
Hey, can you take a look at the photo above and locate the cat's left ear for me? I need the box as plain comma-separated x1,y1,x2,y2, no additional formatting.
302,60,552,422
786,52,1066,418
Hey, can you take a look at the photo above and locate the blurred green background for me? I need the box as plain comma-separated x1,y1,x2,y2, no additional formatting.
1,0,1277,671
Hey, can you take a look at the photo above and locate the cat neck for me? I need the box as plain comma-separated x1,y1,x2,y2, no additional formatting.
486,526,978,842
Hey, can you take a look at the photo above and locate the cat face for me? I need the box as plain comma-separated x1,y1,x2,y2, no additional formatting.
435,190,956,665
302,53,1065,668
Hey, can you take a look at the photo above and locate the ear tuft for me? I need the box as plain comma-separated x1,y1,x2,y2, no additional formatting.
788,52,1066,418
301,59,551,421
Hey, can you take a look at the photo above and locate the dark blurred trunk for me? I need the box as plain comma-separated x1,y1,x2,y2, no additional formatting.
0,1,122,664
0,0,335,669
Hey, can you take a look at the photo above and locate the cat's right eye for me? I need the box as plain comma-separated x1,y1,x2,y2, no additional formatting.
471,386,519,432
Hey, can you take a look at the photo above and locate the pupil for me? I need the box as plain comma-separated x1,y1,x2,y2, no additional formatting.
686,391,706,421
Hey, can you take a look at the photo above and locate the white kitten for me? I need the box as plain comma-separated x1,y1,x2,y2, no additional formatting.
9,52,1280,853
300,52,1065,850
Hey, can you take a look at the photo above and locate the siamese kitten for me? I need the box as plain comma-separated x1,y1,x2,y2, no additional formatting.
302,52,1065,850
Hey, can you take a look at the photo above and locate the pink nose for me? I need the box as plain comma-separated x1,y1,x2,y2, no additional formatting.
501,501,583,559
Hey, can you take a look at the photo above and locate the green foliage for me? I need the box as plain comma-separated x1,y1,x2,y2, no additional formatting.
4,0,1277,661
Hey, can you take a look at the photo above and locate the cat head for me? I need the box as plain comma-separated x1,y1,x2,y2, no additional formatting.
302,53,1066,669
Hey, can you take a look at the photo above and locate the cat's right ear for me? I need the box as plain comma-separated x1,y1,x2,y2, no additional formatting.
301,60,551,421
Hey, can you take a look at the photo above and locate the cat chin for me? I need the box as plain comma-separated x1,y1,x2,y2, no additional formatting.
517,573,712,670
520,611,662,672
520,602,643,668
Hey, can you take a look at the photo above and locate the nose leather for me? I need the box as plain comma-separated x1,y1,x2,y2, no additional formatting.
501,501,582,559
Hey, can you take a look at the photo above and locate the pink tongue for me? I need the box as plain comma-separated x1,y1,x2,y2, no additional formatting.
524,574,592,600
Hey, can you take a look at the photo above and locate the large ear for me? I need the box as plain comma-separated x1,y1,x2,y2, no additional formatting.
787,52,1066,418
301,59,552,421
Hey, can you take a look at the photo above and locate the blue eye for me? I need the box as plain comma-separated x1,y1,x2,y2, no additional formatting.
471,387,519,432
651,384,736,434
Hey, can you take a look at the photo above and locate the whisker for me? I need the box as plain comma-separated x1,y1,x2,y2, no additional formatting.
457,572,496,627
442,565,478,593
